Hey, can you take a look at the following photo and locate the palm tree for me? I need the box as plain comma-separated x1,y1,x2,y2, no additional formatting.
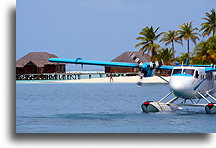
192,37,216,64
176,53,191,64
159,30,182,58
178,22,200,55
135,26,162,60
200,9,216,38
155,48,174,65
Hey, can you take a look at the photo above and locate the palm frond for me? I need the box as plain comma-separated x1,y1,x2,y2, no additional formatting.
136,36,144,40
200,9,216,37
135,26,162,59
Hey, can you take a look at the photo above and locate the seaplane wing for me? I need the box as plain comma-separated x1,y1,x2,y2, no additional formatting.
48,58,139,68
157,65,174,70
48,58,175,77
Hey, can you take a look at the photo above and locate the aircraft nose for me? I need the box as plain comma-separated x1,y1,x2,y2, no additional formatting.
169,76,194,98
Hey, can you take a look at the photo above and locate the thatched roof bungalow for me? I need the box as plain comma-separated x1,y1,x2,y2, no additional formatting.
16,52,65,74
105,51,151,73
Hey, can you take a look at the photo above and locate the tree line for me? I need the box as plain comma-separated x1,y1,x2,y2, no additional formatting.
135,9,216,65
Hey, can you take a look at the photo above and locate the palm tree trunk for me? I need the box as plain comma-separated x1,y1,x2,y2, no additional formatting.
172,41,175,59
213,29,215,38
213,19,215,37
151,47,156,61
187,39,190,56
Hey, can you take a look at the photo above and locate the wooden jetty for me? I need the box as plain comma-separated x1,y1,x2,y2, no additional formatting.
16,72,138,80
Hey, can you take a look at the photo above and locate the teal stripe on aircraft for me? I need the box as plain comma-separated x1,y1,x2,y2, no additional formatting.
205,67,216,72
193,79,206,90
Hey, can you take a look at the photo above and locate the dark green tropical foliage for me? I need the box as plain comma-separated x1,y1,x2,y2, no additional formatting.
192,37,216,64
159,30,182,58
176,53,192,64
135,26,162,60
200,9,216,37
154,48,174,65
178,22,200,54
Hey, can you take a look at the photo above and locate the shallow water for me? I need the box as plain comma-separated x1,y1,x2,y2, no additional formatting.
16,83,216,133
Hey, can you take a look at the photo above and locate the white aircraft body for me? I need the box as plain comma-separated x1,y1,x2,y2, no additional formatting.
169,66,215,99
48,57,216,114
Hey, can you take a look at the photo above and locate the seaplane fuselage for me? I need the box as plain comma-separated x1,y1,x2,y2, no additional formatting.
169,66,215,99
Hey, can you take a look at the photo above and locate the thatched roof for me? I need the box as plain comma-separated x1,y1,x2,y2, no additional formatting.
111,51,151,63
16,52,64,68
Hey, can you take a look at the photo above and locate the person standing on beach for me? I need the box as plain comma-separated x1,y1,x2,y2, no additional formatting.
109,73,114,83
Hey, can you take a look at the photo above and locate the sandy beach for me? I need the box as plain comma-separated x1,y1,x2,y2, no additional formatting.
17,76,170,84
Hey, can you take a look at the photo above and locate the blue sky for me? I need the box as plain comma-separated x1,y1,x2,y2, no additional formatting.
17,0,215,70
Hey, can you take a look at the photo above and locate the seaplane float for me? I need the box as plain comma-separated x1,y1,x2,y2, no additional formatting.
48,55,216,114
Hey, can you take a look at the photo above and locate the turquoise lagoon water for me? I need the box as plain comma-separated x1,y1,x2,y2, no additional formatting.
16,83,216,133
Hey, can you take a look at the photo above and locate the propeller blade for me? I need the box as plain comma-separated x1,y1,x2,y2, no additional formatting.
136,81,143,87
136,73,144,86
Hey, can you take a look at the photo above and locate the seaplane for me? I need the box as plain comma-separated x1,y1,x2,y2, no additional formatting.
48,55,216,114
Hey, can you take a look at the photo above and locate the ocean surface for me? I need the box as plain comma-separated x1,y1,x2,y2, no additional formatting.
16,82,216,133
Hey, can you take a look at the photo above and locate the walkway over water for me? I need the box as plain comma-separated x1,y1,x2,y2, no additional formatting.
16,72,138,80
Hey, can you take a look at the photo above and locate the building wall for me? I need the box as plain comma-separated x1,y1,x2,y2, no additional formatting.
16,64,65,74
44,65,56,73
44,64,65,73
19,63,38,74
105,66,139,73
16,67,23,74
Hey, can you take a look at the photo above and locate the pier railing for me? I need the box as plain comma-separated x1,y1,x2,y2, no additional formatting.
16,72,139,80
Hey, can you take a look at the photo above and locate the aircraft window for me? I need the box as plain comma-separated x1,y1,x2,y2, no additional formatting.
173,69,182,75
195,71,199,78
183,69,194,76
206,72,213,80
